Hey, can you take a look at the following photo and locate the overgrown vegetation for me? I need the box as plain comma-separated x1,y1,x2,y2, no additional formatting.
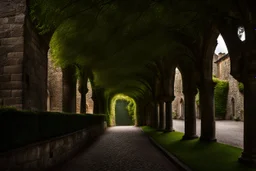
213,77,229,119
196,78,229,119
142,126,255,171
29,0,232,101
0,108,104,152
238,82,244,93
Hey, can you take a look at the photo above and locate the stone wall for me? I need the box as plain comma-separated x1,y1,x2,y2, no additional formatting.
213,53,244,120
23,16,48,111
47,56,94,113
172,68,184,119
48,54,63,112
76,80,94,114
0,1,48,111
0,0,26,109
0,124,106,171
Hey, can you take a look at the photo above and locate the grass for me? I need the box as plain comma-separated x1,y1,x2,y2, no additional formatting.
142,126,256,171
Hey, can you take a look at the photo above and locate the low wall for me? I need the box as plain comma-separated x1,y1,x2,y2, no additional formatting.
0,123,106,171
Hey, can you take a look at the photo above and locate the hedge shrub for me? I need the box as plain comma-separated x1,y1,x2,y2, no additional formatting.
196,78,229,119
213,77,229,119
0,108,105,152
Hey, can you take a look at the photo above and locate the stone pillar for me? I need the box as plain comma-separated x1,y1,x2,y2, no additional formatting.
199,79,216,141
239,74,256,165
182,88,198,140
165,96,175,132
153,101,159,128
158,101,165,130
62,66,77,113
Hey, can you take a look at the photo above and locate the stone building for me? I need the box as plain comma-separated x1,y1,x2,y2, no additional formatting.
173,53,244,120
47,55,94,113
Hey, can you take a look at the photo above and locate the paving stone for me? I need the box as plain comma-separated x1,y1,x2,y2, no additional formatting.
54,126,180,171
173,119,243,148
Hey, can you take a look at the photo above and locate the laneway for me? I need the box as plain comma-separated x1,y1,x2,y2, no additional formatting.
54,126,179,171
173,119,243,148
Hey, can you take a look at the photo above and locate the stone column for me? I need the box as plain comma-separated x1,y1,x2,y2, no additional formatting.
158,101,165,130
182,88,198,140
199,79,216,141
165,96,175,132
62,66,77,113
239,74,256,165
153,101,159,128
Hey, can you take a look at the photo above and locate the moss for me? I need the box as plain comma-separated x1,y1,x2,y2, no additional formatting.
142,126,255,171
238,82,244,93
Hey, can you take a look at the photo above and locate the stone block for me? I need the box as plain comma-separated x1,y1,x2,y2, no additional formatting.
15,14,25,24
1,37,23,45
4,97,22,105
7,52,23,58
4,65,22,74
0,90,11,97
0,81,22,89
12,90,22,97
26,146,40,161
11,74,22,81
5,57,23,65
0,75,10,82
0,31,8,38
0,17,8,24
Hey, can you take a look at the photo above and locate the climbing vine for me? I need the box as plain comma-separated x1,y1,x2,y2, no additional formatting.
212,77,229,119
196,78,229,119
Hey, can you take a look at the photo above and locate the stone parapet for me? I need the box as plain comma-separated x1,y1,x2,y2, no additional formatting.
0,124,105,171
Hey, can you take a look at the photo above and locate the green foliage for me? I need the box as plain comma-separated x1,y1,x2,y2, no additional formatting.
0,110,104,152
195,89,200,105
30,0,233,101
213,77,229,119
142,126,254,171
108,94,137,126
238,82,244,93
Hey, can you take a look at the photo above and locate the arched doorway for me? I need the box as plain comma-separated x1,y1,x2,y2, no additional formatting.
115,100,133,126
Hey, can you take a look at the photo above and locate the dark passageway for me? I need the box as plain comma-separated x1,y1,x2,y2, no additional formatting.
53,126,179,171
115,100,133,126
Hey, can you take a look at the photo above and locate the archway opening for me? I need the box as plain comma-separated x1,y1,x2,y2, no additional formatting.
110,94,137,126
172,68,184,120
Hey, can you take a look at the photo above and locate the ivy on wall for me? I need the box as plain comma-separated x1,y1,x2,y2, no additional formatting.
213,77,229,119
196,78,229,119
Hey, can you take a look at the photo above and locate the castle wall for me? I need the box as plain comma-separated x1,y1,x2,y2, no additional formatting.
213,54,244,120
0,1,48,110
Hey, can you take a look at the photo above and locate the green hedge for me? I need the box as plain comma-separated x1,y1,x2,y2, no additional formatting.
0,108,105,152
213,77,229,119
196,78,229,119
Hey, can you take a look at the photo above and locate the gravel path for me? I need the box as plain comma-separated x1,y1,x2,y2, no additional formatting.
54,126,180,171
173,119,244,148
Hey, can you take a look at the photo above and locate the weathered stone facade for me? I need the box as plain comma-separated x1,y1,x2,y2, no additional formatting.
213,53,244,120
76,80,94,114
0,0,48,110
173,53,244,120
47,54,63,112
47,56,94,113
